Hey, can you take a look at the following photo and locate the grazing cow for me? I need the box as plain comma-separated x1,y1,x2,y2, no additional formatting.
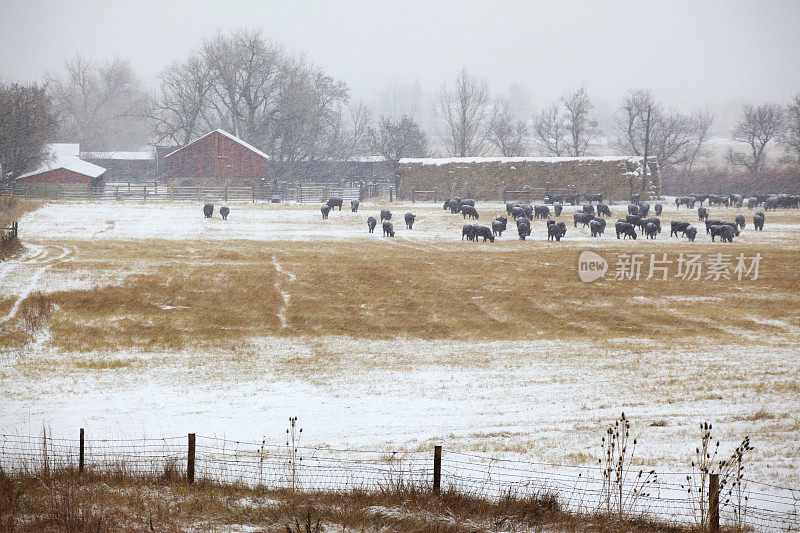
753,214,764,231
685,225,698,242
582,203,595,215
671,221,691,237
625,214,642,228
220,206,230,220
574,211,593,228
517,218,531,240
698,207,708,221
630,193,641,204
654,203,663,216
615,221,637,239
547,220,567,241
642,217,661,233
704,219,722,234
709,225,734,242
534,205,550,219
763,196,779,211
691,194,708,206
461,205,479,220
735,214,746,229
382,220,395,237
645,222,658,239
511,205,526,220
628,204,640,215
755,210,765,222
544,194,564,205
590,219,605,237
405,212,416,229
492,216,507,236
720,221,740,236
638,202,651,218
380,209,392,222
596,203,611,217
326,197,344,210
566,193,580,205
321,205,331,219
747,197,759,209
473,225,495,242
367,216,377,233
676,196,696,209
203,203,214,218
585,193,603,203
708,195,729,207
351,199,360,212
461,199,476,207
592,217,607,234
730,194,744,208
522,204,533,220
445,197,462,212
553,203,563,217
505,201,516,214
462,224,477,241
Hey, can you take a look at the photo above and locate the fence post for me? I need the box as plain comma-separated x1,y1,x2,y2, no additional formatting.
12,222,18,238
187,433,195,484
224,186,228,204
143,186,147,203
389,187,394,203
433,445,441,494
709,473,719,532
79,428,84,474
252,186,255,204
412,189,416,203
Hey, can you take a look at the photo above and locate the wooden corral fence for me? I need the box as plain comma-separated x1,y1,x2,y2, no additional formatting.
411,189,438,203
0,183,258,203
502,186,578,204
1,221,18,245
297,185,361,203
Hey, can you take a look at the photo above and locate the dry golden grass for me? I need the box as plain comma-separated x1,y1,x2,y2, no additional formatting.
0,196,41,228
0,467,695,532
2,234,799,351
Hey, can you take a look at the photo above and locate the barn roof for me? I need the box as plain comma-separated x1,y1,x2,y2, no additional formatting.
17,143,106,180
82,151,154,160
164,129,270,160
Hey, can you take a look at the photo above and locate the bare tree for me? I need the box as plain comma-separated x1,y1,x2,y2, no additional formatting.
561,85,601,156
533,103,568,156
436,69,491,157
782,93,800,163
683,109,715,173
370,114,427,162
487,97,528,156
727,103,786,175
48,55,151,150
0,82,58,182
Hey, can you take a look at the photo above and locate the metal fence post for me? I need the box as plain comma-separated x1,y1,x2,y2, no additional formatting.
433,445,442,494
79,428,84,474
187,433,195,484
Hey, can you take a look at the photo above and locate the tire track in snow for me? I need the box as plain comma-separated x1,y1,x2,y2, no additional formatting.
0,266,49,325
0,245,42,287
271,255,294,329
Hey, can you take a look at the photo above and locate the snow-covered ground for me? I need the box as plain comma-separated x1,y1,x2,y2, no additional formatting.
1,200,798,529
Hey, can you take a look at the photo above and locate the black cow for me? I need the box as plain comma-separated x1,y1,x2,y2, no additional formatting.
461,205,479,220
351,199,360,212
735,214,746,229
590,219,605,237
730,194,744,208
585,193,603,203
461,199,476,207
445,197,462,212
719,221,740,236
638,202,651,218
367,216,377,233
625,214,642,228
582,203,595,215
505,201,516,214
574,211,593,228
380,209,392,222
492,216,507,236
203,203,214,218
753,214,764,231
685,225,698,241
698,207,708,221
709,225,734,242
628,204,640,215
755,210,765,221
473,225,495,242
671,221,691,237
511,205,526,220
517,218,531,240
708,195,729,207
547,220,567,241
630,193,641,204
747,197,759,209
462,224,477,241
654,203,663,216
553,203,563,217
405,212,416,229
321,205,331,219
615,221,637,239
704,219,722,234
326,197,344,210
645,222,658,239
596,203,612,217
676,196,696,209
522,204,534,220
382,220,395,237
642,217,661,233
566,193,580,205
544,194,564,205
220,206,230,220
691,194,708,206
534,205,550,219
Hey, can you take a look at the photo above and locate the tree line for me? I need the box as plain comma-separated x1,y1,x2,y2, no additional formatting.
1,28,799,186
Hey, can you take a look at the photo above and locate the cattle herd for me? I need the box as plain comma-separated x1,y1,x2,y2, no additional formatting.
201,191,798,245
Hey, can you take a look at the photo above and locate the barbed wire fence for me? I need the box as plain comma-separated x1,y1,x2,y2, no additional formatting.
0,430,797,532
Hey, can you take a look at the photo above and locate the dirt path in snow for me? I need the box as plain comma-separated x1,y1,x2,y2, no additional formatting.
0,245,73,325
271,255,295,329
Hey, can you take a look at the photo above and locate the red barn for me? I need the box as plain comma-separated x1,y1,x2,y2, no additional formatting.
16,144,106,186
164,129,269,186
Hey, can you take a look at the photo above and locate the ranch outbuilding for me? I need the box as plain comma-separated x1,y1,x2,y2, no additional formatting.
163,129,269,187
15,143,106,187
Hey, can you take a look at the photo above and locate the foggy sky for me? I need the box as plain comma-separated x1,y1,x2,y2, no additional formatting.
1,0,799,125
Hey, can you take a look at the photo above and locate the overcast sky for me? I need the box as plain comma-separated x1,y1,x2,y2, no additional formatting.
1,0,799,126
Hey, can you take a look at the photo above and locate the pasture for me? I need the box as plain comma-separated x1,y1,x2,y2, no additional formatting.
1,199,798,491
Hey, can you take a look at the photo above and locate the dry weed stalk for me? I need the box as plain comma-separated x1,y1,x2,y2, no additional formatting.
22,292,54,334
286,416,302,491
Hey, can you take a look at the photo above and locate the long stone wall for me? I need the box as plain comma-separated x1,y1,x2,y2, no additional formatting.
397,156,660,202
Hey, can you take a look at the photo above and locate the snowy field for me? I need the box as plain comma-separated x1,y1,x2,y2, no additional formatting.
1,199,799,526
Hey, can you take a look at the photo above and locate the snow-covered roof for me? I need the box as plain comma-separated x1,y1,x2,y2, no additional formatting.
164,129,270,160
17,143,106,180
398,156,647,166
82,151,154,160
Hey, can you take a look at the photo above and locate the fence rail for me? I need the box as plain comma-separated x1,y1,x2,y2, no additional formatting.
1,430,796,532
